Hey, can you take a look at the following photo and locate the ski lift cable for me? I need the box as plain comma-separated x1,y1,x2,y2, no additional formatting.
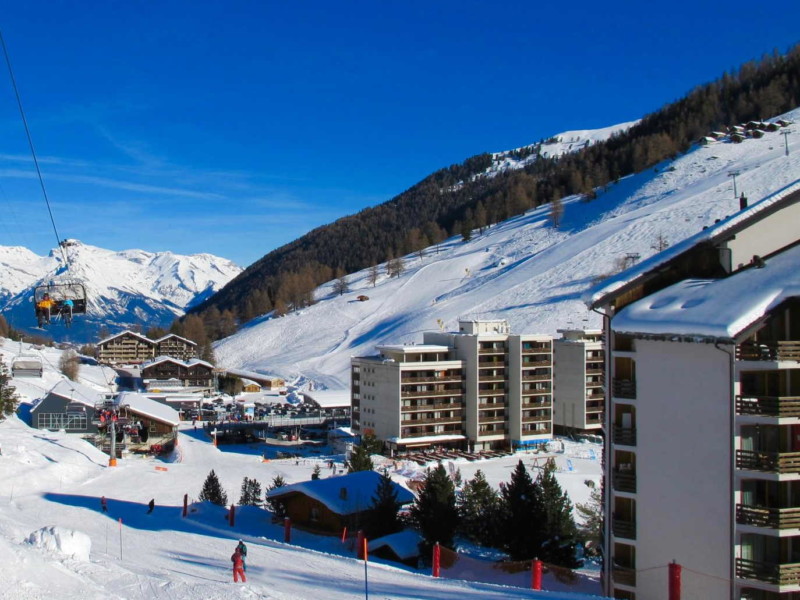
0,31,70,270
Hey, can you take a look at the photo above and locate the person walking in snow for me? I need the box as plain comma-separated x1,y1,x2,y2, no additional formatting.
101,496,108,512
147,498,155,514
236,539,248,571
231,547,247,582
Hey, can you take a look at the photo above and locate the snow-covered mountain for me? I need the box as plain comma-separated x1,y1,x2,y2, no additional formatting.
0,240,241,340
214,108,799,391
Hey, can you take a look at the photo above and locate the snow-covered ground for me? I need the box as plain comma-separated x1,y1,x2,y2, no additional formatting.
215,108,800,391
0,341,606,600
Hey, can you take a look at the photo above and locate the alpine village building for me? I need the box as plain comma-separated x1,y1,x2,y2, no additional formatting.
351,319,554,453
97,331,197,365
588,181,800,600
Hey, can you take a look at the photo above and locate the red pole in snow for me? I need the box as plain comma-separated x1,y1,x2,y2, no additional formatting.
432,542,441,577
341,526,347,543
531,558,543,590
229,504,235,527
284,517,291,543
182,494,188,518
669,561,681,600
357,530,365,559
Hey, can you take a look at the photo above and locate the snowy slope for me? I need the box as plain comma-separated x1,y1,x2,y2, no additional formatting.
0,339,607,600
0,241,241,340
215,109,800,390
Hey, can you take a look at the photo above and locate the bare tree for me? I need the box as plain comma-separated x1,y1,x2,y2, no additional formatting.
59,349,80,381
333,274,350,296
549,197,564,228
368,264,379,287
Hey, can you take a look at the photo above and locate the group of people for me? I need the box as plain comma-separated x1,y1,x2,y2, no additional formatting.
231,540,248,582
35,292,75,327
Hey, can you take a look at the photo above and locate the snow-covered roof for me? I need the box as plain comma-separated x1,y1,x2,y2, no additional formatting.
186,358,213,369
378,344,451,352
34,379,105,410
154,334,197,346
116,392,181,426
368,530,421,559
97,330,155,346
266,470,415,515
142,356,213,370
240,378,259,387
586,178,800,309
301,390,351,408
612,243,800,340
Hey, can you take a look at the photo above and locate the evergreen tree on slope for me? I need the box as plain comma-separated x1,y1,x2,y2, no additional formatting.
499,460,541,560
364,470,403,539
458,469,500,547
199,469,228,506
409,463,458,556
536,458,580,568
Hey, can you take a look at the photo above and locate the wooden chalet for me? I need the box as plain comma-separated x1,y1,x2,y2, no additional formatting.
240,378,262,393
97,331,157,365
155,334,197,361
266,470,414,535
141,356,214,388
115,392,180,454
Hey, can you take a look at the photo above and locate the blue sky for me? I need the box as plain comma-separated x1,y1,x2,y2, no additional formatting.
0,1,798,267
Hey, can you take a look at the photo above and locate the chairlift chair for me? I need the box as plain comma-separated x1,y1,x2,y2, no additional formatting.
33,278,87,326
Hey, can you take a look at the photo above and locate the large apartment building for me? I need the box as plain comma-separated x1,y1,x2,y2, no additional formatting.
97,331,198,365
351,319,553,453
553,329,605,433
589,182,800,600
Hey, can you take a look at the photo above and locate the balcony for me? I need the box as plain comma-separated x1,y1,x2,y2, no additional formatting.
479,415,507,424
737,341,800,362
736,504,800,530
613,426,637,446
613,471,637,493
479,374,506,382
401,374,462,383
736,395,800,418
522,414,551,423
478,359,506,367
612,566,636,587
401,415,463,426
479,347,506,355
736,558,800,586
403,402,463,413
612,379,636,399
522,373,551,382
522,400,553,409
612,518,636,540
401,389,463,399
736,449,800,474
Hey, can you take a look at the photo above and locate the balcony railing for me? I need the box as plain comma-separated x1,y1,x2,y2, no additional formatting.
401,389,463,398
612,566,636,587
522,401,553,409
402,402,463,412
736,449,800,474
737,341,800,362
612,471,637,493
479,415,507,424
479,347,506,355
401,375,462,383
736,395,800,418
522,358,553,367
479,375,506,382
612,379,636,399
612,518,636,540
522,374,551,382
736,504,800,530
522,414,551,423
478,360,506,367
401,416,463,426
613,426,637,446
736,558,800,586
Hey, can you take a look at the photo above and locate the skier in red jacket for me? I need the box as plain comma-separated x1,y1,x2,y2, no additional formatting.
231,547,246,582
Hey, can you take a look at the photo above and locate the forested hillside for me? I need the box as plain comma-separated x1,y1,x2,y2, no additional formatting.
189,45,800,337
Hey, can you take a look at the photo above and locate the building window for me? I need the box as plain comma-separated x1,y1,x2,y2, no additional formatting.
37,412,87,431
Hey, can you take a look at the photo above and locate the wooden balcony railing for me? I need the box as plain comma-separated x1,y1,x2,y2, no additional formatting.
401,416,463,426
736,504,800,530
612,379,636,399
612,566,636,587
479,375,506,382
522,358,553,367
612,471,637,493
479,347,506,355
737,341,800,362
736,449,800,474
478,360,506,367
522,414,551,423
736,395,800,418
612,518,636,540
401,375,462,383
736,558,800,586
613,426,637,446
522,374,551,382
479,415,507,424
402,402,463,413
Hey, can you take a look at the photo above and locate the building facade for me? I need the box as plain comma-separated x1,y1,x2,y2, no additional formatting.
155,334,197,361
97,331,156,365
140,357,214,389
589,182,800,600
351,319,553,453
553,329,605,432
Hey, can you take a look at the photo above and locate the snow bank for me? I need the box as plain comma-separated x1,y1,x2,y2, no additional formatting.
25,526,91,562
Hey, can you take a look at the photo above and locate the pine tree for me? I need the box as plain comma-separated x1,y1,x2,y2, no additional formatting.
346,444,374,473
575,485,602,554
0,362,19,417
238,477,263,506
458,469,500,546
198,469,228,506
364,471,403,539
536,459,580,567
409,464,459,555
266,475,287,518
499,460,541,560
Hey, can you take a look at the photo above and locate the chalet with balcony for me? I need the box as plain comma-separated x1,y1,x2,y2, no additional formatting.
155,334,197,361
97,331,156,365
588,180,800,600
141,357,214,389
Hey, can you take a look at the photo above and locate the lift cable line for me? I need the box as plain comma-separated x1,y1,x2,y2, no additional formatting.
0,30,69,269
